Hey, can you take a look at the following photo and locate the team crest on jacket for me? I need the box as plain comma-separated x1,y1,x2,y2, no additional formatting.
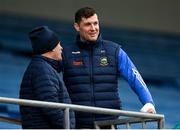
100,57,108,66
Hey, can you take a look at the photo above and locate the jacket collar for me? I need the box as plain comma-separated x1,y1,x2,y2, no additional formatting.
34,55,63,73
76,34,102,49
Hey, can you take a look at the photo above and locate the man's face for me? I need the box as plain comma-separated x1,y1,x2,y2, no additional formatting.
74,14,99,42
53,42,63,61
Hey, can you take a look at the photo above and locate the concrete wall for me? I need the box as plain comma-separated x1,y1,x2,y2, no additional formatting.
0,0,180,34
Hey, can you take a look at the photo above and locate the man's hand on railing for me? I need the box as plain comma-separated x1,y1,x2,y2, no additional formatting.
140,103,156,114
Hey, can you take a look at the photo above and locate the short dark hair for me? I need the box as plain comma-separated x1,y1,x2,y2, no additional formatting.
75,7,96,23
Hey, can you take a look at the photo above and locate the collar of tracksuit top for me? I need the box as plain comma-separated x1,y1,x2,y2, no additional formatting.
75,34,111,61
76,34,102,49
35,55,63,73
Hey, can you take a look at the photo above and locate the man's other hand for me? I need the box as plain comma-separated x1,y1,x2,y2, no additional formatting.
140,103,156,114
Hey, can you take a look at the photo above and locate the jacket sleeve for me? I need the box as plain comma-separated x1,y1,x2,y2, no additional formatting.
118,48,154,105
33,68,64,128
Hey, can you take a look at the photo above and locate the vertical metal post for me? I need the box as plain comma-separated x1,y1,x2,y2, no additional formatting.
95,125,100,130
94,122,100,129
126,123,131,129
142,121,146,129
158,118,164,129
64,108,70,129
111,124,115,130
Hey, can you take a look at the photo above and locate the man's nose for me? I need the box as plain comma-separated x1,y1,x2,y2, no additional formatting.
60,46,63,50
90,24,96,30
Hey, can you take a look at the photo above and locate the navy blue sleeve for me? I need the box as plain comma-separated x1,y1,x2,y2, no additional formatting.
33,68,64,128
118,48,154,105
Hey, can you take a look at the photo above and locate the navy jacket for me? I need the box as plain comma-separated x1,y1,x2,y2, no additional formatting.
63,34,154,128
63,35,121,128
19,55,75,129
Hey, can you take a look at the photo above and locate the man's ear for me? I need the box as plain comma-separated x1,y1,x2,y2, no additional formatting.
74,23,80,32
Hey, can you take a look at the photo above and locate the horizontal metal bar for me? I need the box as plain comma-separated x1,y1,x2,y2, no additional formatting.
94,117,158,126
0,97,164,119
0,116,21,125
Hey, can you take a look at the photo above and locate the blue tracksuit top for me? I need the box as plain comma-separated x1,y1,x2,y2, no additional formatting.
118,48,154,105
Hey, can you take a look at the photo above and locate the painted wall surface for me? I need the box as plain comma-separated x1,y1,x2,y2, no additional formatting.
0,0,180,34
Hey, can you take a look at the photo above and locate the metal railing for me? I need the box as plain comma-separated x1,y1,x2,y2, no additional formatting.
0,97,164,129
